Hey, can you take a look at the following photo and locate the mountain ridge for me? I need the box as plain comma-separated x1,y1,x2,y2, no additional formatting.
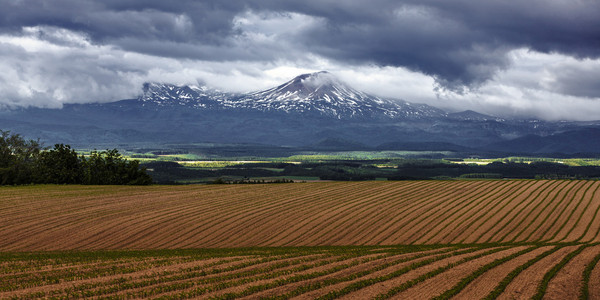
1,71,600,153
137,71,446,120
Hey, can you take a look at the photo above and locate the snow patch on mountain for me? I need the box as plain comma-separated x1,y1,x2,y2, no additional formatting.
138,71,446,119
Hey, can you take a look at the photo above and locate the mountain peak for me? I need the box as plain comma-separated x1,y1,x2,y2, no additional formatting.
138,82,227,108
292,70,333,81
273,71,344,97
134,72,446,119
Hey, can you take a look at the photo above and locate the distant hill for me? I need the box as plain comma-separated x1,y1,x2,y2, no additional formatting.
377,141,473,152
448,110,502,121
1,71,599,154
484,128,600,154
310,137,370,150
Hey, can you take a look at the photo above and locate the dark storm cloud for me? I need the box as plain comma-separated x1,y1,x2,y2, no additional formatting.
551,65,600,99
1,0,242,44
1,0,599,95
260,0,600,90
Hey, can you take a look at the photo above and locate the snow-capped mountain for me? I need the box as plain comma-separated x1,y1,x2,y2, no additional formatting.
138,71,445,119
3,71,599,151
139,82,228,108
228,71,444,119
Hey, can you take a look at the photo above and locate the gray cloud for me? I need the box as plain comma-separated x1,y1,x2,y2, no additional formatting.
0,0,599,119
550,64,600,99
2,0,598,89
264,0,600,90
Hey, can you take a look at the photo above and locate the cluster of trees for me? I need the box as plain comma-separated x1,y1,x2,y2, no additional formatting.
212,178,294,184
146,158,600,183
0,131,152,185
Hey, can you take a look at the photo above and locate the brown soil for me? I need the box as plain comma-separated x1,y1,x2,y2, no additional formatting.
185,253,385,299
508,181,575,243
455,246,554,299
527,181,587,242
405,180,501,244
577,183,600,242
338,247,500,299
458,181,537,244
542,180,594,242
497,245,580,300
497,181,565,243
543,244,600,300
552,181,600,243
0,255,254,299
340,181,440,245
483,181,553,243
245,249,451,299
101,254,331,299
590,254,600,300
443,181,525,244
1,181,599,251
391,246,529,299
252,248,458,299
374,181,485,245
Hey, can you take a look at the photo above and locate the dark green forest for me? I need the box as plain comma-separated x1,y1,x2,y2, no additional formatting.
0,131,151,185
144,159,600,184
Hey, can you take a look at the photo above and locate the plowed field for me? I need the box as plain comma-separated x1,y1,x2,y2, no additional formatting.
2,180,600,299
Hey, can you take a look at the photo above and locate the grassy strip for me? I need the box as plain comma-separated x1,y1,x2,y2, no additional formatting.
299,182,423,245
158,252,391,299
166,182,332,248
313,247,494,300
482,181,551,243
467,180,536,243
483,245,563,299
371,247,508,299
576,182,600,242
455,181,528,244
503,181,565,243
2,246,430,297
311,181,435,245
359,180,460,245
298,181,442,246
411,180,501,244
261,182,378,246
541,181,592,242
14,254,304,298
556,182,599,242
0,257,195,292
375,181,483,244
526,181,579,242
264,247,460,299
531,244,589,300
431,246,538,300
237,183,380,245
420,181,501,244
580,249,600,300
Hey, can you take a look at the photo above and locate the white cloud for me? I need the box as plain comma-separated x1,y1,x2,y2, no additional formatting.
428,49,600,120
1,24,599,121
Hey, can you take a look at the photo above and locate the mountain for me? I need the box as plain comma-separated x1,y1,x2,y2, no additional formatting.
225,71,444,119
136,71,444,120
1,71,599,153
484,128,600,154
137,82,228,109
448,110,502,122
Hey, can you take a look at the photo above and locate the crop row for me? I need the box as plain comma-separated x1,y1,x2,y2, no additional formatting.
3,181,600,250
2,244,600,299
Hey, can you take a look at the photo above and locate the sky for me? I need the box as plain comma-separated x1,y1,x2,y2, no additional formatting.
0,0,599,120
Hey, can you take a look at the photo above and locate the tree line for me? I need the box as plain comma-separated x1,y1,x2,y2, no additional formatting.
0,131,152,185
